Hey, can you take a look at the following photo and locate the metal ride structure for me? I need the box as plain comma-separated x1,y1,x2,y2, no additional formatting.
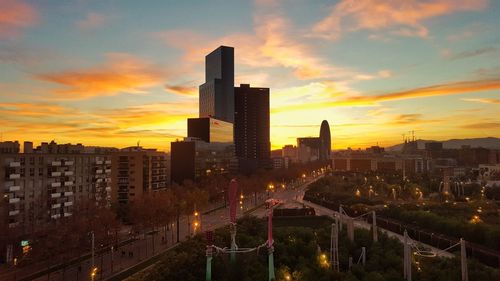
338,206,378,243
205,179,277,281
329,206,377,272
403,230,469,281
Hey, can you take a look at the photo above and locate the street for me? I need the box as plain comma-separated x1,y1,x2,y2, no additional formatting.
0,175,321,281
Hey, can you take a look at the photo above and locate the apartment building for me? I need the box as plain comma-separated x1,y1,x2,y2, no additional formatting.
111,146,169,206
0,141,116,262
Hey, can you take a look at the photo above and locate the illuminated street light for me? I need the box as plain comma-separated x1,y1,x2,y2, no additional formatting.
470,215,482,224
90,267,98,281
319,253,329,267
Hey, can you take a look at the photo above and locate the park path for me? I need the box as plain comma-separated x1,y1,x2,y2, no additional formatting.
299,198,455,259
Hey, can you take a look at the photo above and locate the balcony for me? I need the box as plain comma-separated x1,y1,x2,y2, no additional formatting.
96,178,103,183
105,169,111,174
64,212,72,217
51,193,61,198
51,171,62,177
9,198,20,204
64,181,73,187
96,160,103,165
64,171,73,176
105,160,111,165
51,182,61,188
64,201,73,206
51,214,61,219
51,161,61,166
105,186,112,192
65,161,74,166
51,203,61,209
9,174,20,180
9,161,21,167
9,210,20,216
8,222,19,228
96,169,103,174
8,185,21,192
64,191,73,196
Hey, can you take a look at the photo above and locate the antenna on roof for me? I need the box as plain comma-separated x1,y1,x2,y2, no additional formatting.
137,140,140,147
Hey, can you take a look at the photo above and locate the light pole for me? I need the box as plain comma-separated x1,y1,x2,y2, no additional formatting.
89,231,97,281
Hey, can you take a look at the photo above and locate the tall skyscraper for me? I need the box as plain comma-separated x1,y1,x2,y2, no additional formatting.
234,84,270,173
319,120,331,161
199,46,235,123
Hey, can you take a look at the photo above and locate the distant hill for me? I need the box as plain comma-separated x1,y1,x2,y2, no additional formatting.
386,137,500,151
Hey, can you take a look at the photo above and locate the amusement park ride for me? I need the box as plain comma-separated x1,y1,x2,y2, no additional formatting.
204,179,278,281
203,178,469,280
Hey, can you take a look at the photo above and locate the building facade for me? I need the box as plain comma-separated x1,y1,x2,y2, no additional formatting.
187,117,233,144
234,84,270,173
0,141,115,262
111,147,169,206
199,46,235,123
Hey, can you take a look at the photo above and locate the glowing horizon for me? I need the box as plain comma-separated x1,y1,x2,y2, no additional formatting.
1,0,499,152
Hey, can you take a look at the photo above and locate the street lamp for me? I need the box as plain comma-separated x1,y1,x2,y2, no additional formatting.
90,267,98,281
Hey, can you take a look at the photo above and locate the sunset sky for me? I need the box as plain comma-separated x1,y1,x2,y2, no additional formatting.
1,0,499,151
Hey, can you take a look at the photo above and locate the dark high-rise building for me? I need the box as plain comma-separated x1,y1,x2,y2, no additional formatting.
199,46,234,123
319,120,331,161
170,141,196,184
234,84,270,173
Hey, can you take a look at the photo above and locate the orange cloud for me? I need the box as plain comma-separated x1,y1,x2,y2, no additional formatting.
386,114,441,125
0,101,196,151
157,1,364,81
461,98,500,104
0,102,73,117
461,122,500,129
76,12,107,30
165,84,197,96
313,0,489,40
0,0,38,39
37,53,165,99
272,78,500,113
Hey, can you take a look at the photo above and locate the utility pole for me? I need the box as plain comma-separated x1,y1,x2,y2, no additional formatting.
347,217,354,242
91,231,95,271
372,211,378,242
90,231,97,281
461,238,468,281
403,230,412,281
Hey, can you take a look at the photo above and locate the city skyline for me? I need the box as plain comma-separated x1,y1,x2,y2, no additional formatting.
1,0,500,151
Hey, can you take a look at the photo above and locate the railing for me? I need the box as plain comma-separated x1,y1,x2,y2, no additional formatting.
51,193,61,198
8,185,21,192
